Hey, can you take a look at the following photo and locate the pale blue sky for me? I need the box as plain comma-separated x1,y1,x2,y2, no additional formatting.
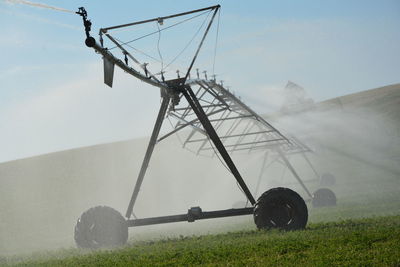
0,0,399,162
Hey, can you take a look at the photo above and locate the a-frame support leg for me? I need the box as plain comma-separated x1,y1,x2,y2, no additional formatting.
126,96,171,218
277,149,313,199
181,86,256,205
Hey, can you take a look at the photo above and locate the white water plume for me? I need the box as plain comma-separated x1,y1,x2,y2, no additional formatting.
5,0,73,13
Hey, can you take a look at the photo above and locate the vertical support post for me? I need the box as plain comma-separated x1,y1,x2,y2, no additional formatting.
181,86,256,205
277,149,313,198
254,151,268,198
126,96,171,218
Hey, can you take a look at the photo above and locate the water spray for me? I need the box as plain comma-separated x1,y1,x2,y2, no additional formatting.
5,0,73,13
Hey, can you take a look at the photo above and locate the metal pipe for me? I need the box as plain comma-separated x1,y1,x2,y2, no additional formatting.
202,138,286,150
183,7,220,82
213,83,290,144
277,149,313,198
103,33,160,82
127,207,253,227
101,5,220,32
87,40,166,90
186,130,276,143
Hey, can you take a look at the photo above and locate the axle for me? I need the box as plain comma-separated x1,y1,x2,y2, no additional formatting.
127,207,254,227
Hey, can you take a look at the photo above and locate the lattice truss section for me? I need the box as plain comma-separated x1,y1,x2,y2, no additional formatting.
159,79,311,157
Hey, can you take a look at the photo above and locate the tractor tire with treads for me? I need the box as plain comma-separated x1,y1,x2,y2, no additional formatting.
254,187,308,230
312,188,337,207
74,206,128,249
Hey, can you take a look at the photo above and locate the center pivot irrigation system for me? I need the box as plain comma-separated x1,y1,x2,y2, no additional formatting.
75,5,336,249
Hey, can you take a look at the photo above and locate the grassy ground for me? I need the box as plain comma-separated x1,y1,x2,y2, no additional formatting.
1,215,399,267
1,144,399,266
1,164,399,266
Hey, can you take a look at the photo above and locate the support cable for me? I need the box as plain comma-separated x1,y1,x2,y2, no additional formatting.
113,37,162,63
167,116,184,146
163,10,212,72
156,21,164,73
183,6,220,83
108,10,210,50
204,122,250,202
208,135,231,173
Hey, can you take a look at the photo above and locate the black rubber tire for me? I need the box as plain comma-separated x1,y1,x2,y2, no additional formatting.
312,188,337,208
74,206,128,249
253,187,308,230
320,173,336,186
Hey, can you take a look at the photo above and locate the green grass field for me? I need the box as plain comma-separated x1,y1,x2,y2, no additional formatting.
1,176,400,267
1,156,399,266
1,164,399,267
1,215,399,267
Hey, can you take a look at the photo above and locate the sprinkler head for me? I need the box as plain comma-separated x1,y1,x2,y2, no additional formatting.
85,37,96,47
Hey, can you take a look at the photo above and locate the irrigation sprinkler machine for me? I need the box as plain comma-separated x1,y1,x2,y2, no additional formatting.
75,6,337,249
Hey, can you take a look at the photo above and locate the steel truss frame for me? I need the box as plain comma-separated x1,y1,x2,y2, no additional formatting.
77,5,322,228
160,79,319,200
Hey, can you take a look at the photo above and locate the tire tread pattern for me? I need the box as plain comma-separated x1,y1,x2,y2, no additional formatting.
254,187,308,230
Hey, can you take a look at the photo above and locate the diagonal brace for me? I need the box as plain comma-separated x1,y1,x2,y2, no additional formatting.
277,149,313,198
181,86,256,205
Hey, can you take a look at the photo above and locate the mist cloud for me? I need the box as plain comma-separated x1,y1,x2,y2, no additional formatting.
5,0,73,13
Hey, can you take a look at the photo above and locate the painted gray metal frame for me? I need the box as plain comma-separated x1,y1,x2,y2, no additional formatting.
163,79,305,156
83,40,318,219
77,5,320,227
127,207,253,227
164,79,321,199
78,5,259,222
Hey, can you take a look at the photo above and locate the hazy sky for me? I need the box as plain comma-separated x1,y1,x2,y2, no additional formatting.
0,0,399,162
